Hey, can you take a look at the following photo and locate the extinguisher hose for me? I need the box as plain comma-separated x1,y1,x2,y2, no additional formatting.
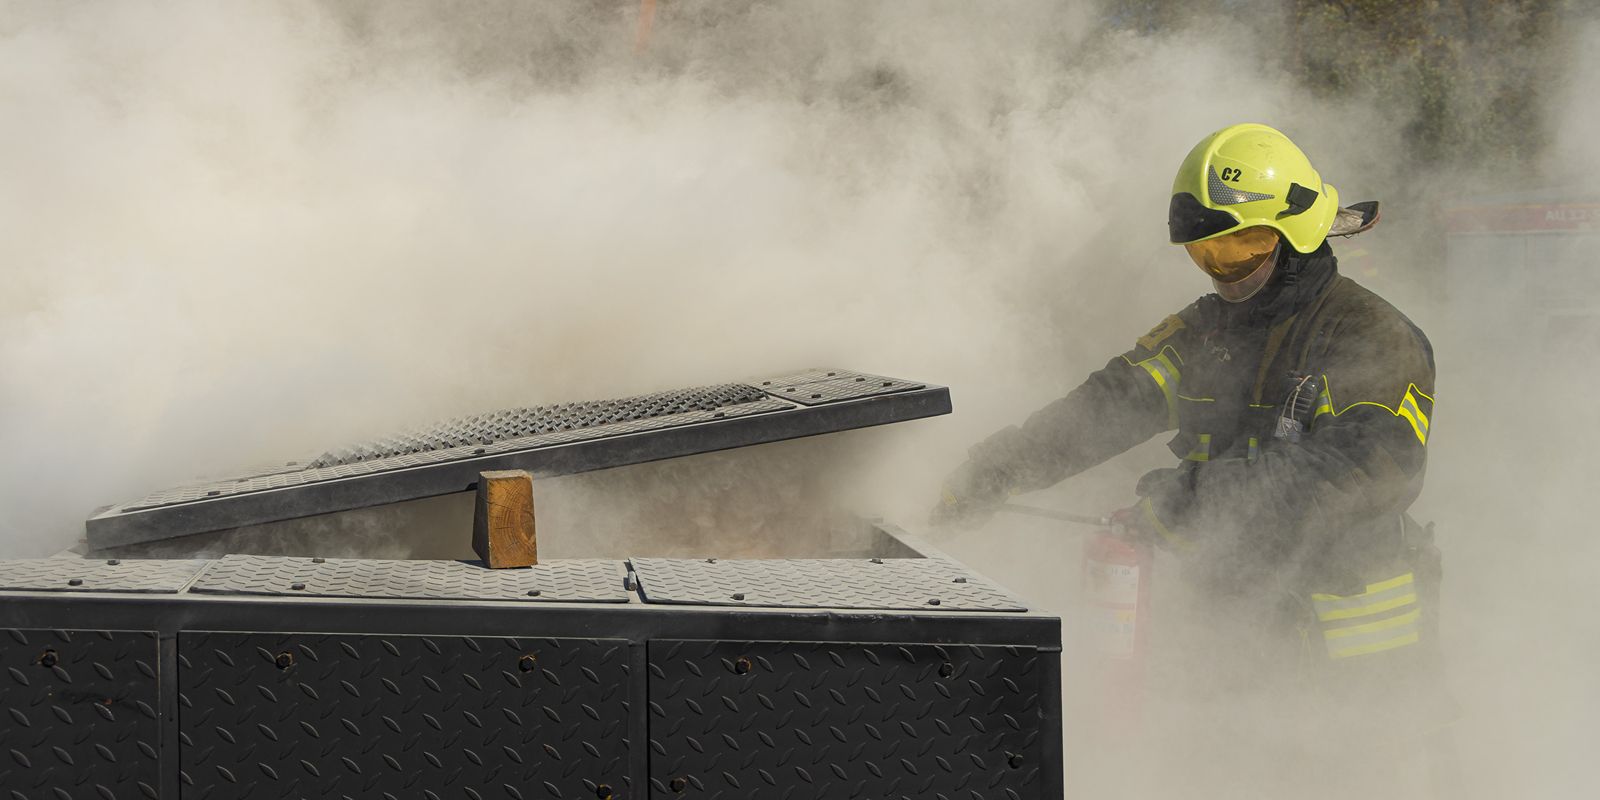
998,503,1110,529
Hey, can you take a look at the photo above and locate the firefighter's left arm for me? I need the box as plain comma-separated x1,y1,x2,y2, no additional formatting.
1144,312,1435,546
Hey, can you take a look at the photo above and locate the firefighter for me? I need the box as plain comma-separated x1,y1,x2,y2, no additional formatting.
934,123,1451,795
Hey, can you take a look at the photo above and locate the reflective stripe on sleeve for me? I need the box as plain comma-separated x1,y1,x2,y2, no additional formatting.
1397,386,1430,445
1247,436,1260,462
1184,433,1211,462
1125,348,1183,429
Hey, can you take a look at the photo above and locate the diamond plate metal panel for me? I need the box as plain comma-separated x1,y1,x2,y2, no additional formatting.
0,558,206,593
629,558,1026,612
646,640,1043,800
0,629,162,798
188,555,631,602
178,632,630,799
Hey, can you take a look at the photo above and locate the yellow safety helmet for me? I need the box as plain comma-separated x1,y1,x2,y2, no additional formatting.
1168,123,1339,255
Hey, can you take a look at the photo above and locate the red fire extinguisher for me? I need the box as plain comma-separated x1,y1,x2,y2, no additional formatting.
999,503,1155,737
1082,527,1154,737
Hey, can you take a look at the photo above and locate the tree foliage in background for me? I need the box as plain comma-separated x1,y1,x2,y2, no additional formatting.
1287,0,1568,178
1110,0,1579,186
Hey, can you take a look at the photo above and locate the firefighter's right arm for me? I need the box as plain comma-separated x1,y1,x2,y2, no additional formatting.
934,313,1190,526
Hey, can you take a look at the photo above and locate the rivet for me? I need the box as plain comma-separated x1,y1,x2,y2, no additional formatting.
730,593,745,601
526,589,542,597
67,578,83,586
311,558,325,564
952,577,968,584
105,559,120,566
274,652,294,669
928,598,941,606
519,655,537,672
704,558,716,564
595,784,613,800
810,393,822,399
733,657,753,675
38,650,58,668
939,662,955,678
869,558,883,564
669,776,689,793
1008,752,1024,769
290,582,306,591
205,490,220,497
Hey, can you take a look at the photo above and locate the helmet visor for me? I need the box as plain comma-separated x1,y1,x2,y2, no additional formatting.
1183,225,1280,283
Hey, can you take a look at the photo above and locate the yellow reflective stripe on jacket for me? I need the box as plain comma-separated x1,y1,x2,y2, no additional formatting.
1322,608,1421,659
1312,387,1333,419
1311,572,1416,621
1123,347,1183,428
1313,572,1421,659
1309,378,1433,447
1184,433,1211,462
1246,436,1260,462
1397,386,1430,445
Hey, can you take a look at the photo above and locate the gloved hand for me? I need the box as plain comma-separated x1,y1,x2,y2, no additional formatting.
929,460,1008,529
1116,467,1197,549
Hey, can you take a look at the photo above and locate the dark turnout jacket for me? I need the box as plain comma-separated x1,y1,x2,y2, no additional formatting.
966,244,1436,614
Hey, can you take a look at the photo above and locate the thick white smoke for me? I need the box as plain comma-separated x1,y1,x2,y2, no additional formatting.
1,2,1593,796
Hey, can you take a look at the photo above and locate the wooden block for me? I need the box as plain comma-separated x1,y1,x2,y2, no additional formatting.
472,470,538,568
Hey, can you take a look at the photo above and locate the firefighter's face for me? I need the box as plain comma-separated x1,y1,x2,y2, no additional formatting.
1184,226,1280,303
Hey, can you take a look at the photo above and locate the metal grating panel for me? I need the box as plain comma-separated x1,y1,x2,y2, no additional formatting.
187,554,631,602
768,375,926,406
0,558,207,593
0,629,162,797
179,632,630,799
87,368,950,550
310,383,768,468
120,399,795,512
647,640,1044,799
629,557,1027,612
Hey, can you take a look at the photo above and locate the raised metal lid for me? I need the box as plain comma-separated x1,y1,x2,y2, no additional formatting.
86,368,949,549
